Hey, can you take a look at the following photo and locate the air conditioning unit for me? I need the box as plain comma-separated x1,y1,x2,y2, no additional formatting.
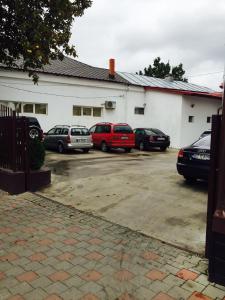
105,101,116,109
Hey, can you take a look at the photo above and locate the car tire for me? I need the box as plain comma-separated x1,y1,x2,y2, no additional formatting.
184,176,196,183
83,148,90,153
160,146,167,151
139,142,145,151
101,142,108,152
28,126,42,140
125,148,131,153
58,143,64,154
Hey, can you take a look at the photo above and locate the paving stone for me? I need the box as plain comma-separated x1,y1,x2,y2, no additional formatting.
188,291,213,300
24,287,48,300
30,276,53,289
61,287,83,300
44,282,68,294
145,269,167,281
10,282,34,295
152,292,176,300
134,286,155,299
168,285,192,299
176,269,199,281
182,280,205,293
79,281,103,293
203,285,225,298
148,280,171,294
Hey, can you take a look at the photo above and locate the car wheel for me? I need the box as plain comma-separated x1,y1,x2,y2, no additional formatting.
58,143,64,154
28,126,41,140
125,148,131,153
83,148,90,153
139,142,145,151
184,176,196,183
160,146,167,151
101,142,108,152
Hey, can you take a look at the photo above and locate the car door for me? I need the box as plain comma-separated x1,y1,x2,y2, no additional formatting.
94,125,104,146
135,129,145,146
44,128,56,149
53,127,63,149
89,125,97,146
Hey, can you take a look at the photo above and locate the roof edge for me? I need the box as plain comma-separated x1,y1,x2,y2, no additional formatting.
144,86,222,100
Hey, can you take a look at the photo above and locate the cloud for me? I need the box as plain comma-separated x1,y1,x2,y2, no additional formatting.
71,0,225,90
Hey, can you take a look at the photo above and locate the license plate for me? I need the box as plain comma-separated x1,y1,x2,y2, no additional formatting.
192,153,210,160
77,139,87,142
157,137,165,141
121,136,128,140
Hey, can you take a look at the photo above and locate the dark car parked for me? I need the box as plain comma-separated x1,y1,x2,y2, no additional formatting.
134,128,170,151
177,134,211,182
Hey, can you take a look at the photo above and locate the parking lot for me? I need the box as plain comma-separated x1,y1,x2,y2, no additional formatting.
39,148,208,254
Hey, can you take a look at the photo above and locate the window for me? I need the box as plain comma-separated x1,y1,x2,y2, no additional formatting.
193,135,211,147
71,128,89,136
54,128,62,135
83,107,92,116
114,125,133,133
207,116,211,123
47,128,56,135
93,107,102,117
89,126,96,133
73,106,82,116
35,104,47,115
96,125,111,133
62,128,69,135
134,107,145,115
23,104,33,113
188,116,194,123
73,106,102,117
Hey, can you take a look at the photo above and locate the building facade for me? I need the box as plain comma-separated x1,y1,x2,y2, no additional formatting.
0,58,222,148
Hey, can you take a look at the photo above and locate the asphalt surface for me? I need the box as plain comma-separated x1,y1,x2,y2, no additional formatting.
39,148,208,254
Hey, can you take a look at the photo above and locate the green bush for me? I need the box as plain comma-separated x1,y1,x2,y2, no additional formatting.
29,138,45,170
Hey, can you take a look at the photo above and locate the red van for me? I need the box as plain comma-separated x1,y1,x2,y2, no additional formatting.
89,122,135,152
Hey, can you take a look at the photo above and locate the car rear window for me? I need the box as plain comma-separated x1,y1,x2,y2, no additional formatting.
113,125,133,134
193,135,211,148
71,128,89,136
150,128,164,135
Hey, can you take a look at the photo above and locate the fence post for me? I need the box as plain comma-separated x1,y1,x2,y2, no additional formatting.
12,111,17,172
23,118,30,191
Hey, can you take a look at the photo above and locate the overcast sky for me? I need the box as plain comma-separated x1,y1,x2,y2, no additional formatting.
71,0,225,91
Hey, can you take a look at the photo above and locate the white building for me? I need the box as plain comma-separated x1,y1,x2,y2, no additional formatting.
0,58,222,148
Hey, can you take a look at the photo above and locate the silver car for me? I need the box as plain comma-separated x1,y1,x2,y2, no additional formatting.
44,125,93,153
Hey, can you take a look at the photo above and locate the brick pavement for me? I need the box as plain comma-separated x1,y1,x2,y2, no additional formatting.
0,192,225,300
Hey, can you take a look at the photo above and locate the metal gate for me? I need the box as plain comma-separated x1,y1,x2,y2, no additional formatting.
206,98,225,284
0,104,30,191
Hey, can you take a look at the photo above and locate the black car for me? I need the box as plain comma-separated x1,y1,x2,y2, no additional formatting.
27,117,43,140
177,135,211,182
134,128,170,151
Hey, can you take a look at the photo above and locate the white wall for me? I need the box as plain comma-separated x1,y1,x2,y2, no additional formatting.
0,70,133,131
180,95,221,147
144,91,183,148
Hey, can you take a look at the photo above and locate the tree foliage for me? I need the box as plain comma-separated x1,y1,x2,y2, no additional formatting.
0,0,92,83
138,57,187,82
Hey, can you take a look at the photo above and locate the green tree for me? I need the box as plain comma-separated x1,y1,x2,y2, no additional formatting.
0,0,92,83
138,57,187,82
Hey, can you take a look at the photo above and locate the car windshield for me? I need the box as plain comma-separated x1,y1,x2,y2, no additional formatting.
71,128,89,136
193,135,211,148
113,125,133,134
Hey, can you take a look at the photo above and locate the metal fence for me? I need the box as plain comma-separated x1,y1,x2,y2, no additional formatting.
0,105,29,172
